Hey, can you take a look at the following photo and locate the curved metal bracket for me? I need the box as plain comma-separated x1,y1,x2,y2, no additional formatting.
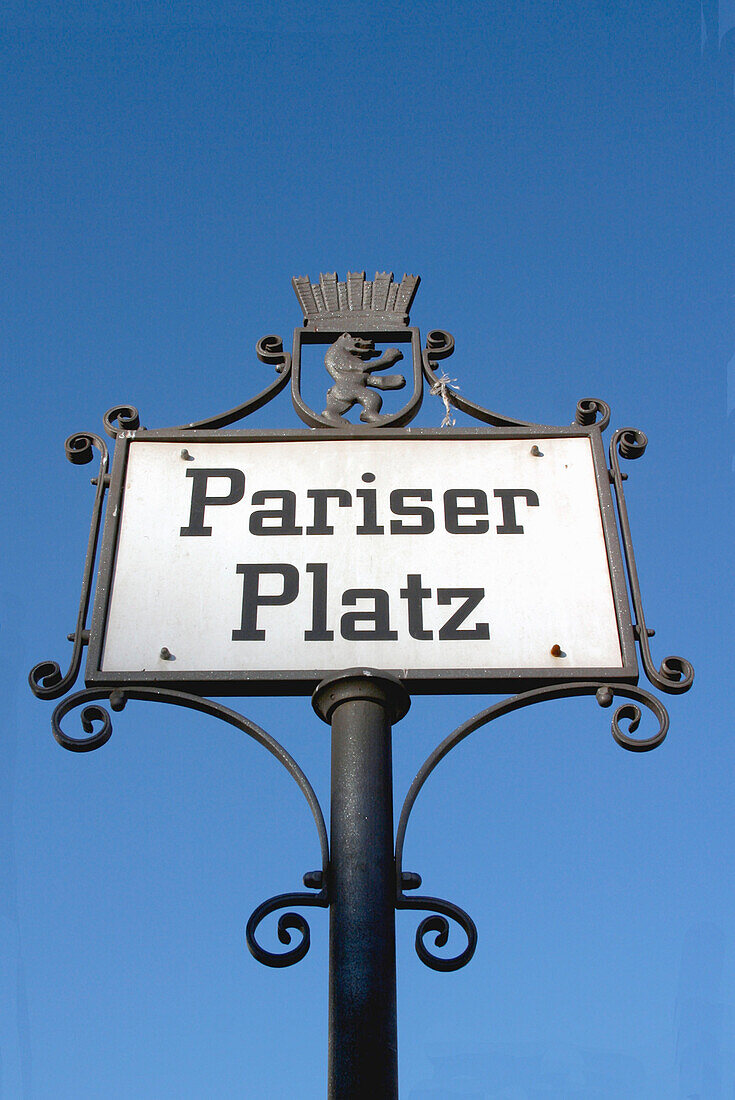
177,335,292,431
396,878,477,972
101,330,613,441
422,330,611,432
609,428,694,694
395,681,669,971
101,336,292,439
246,880,329,967
50,685,330,967
29,433,109,700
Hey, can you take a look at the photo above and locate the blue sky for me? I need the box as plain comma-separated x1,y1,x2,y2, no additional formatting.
3,2,734,1096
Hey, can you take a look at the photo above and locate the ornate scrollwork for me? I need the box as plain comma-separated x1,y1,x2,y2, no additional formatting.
64,431,101,465
256,333,292,372
395,681,669,970
609,428,695,694
103,405,141,438
246,884,329,968
614,426,647,460
48,685,329,866
575,397,611,432
52,691,114,751
174,335,292,431
396,884,477,972
30,268,693,1004
423,332,610,432
424,329,455,361
592,683,669,751
101,339,293,437
29,432,109,700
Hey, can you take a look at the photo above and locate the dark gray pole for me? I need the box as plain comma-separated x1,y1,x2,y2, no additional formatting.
312,669,411,1100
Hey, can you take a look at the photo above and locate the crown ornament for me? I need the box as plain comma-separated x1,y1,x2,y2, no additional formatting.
292,270,420,330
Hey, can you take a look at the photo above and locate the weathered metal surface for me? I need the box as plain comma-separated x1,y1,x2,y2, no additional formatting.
321,334,405,424
313,670,409,1100
293,271,420,331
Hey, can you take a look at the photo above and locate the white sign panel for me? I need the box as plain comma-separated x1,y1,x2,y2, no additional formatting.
88,431,635,692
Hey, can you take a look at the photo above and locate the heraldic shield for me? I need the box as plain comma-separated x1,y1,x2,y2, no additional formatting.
290,271,423,428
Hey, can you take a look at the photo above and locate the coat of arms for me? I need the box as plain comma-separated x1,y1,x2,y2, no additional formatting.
291,271,422,428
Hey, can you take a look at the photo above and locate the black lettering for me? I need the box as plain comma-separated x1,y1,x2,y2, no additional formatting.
249,491,302,536
232,564,299,640
306,490,352,535
390,490,434,534
494,489,540,533
356,473,384,534
340,589,397,640
399,574,433,639
437,588,489,640
304,563,333,640
180,468,245,537
443,490,489,534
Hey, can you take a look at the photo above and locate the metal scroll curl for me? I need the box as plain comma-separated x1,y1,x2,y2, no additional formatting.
396,886,477,972
246,885,329,968
103,405,141,439
395,682,669,970
52,690,116,751
422,331,610,432
29,432,109,701
609,428,694,694
574,397,611,432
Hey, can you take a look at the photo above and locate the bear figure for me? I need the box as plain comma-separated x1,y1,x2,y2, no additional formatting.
322,333,405,424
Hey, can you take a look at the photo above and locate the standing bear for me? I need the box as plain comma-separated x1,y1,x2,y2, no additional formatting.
322,332,404,423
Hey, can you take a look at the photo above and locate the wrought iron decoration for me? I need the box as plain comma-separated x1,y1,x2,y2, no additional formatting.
30,272,693,1030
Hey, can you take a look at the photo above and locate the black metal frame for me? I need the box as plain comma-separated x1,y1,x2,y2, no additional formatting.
29,303,693,1097
82,424,638,696
43,675,669,971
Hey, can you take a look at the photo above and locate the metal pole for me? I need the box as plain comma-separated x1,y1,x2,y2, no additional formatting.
312,669,411,1100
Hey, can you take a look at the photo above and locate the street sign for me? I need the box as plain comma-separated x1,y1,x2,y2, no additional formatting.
87,426,637,694
32,270,692,1099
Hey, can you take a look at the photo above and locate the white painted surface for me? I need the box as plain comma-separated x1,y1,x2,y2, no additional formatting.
99,437,624,674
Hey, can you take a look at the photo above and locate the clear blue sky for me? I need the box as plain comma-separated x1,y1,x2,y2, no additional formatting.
3,2,734,1096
